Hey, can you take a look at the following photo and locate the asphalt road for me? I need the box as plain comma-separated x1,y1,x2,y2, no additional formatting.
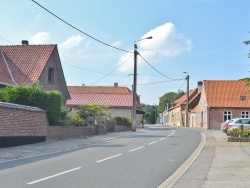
0,126,201,188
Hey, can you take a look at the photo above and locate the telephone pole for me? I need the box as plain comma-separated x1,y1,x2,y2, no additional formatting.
184,72,189,127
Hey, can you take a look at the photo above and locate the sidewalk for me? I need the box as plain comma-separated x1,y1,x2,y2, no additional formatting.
0,128,148,163
170,129,250,188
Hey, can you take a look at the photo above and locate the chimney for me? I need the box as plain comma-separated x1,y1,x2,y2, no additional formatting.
82,83,85,86
198,81,203,92
21,40,29,45
114,82,118,87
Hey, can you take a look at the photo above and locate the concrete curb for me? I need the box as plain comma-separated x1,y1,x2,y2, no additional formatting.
158,132,206,188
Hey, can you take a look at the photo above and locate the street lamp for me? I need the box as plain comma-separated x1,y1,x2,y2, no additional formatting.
183,72,189,127
131,36,153,132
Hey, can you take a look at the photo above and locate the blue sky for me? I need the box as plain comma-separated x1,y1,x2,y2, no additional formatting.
0,0,250,105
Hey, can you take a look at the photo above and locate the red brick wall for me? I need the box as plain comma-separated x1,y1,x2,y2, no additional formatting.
209,108,250,130
0,106,48,137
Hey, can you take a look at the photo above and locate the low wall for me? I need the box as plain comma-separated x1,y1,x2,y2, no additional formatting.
47,126,92,140
0,102,48,148
47,124,130,140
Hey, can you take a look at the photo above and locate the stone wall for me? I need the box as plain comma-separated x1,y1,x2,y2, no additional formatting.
0,102,48,148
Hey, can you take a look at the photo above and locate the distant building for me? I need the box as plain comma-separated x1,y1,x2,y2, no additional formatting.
67,83,144,124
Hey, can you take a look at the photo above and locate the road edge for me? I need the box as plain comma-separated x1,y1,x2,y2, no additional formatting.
158,132,206,188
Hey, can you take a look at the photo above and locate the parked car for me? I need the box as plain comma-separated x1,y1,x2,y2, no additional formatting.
227,118,250,130
221,120,230,132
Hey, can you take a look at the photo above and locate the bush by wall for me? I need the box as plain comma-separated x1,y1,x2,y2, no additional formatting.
113,116,131,128
1,84,61,125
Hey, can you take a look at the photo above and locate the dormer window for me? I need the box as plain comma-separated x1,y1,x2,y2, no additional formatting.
48,67,54,84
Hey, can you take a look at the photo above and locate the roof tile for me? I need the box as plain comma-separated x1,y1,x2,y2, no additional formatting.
204,80,250,107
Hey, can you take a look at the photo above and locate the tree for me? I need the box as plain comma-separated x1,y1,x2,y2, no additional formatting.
244,40,250,58
158,91,185,113
77,104,110,123
141,103,157,124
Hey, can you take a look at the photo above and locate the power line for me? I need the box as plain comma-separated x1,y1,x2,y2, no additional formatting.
62,62,127,75
89,54,133,86
138,52,184,81
31,0,132,53
0,36,16,45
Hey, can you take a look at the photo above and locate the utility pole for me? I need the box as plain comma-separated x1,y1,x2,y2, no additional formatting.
131,36,152,131
131,44,138,132
184,72,190,127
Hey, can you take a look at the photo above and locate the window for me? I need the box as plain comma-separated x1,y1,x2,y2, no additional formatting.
48,67,54,84
223,111,232,121
68,107,72,112
241,111,249,118
240,96,246,100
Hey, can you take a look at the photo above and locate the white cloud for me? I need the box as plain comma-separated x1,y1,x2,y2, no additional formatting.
60,35,84,50
111,41,122,47
34,14,41,21
30,32,51,44
140,22,192,56
138,76,151,84
117,22,193,72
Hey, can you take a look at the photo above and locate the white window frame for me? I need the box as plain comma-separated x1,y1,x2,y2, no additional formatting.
223,111,232,122
241,111,249,118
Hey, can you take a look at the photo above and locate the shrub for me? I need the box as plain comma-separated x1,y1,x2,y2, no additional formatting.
1,84,62,125
113,116,131,127
227,129,241,137
67,113,85,127
227,128,250,137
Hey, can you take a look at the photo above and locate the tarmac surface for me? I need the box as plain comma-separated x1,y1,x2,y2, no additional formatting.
1,126,250,188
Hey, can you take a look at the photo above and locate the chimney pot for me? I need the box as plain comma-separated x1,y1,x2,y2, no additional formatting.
114,82,118,87
22,40,29,45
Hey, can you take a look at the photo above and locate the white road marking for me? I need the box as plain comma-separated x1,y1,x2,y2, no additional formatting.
159,138,166,141
27,167,81,185
148,141,158,145
96,154,122,163
168,128,175,137
129,146,145,152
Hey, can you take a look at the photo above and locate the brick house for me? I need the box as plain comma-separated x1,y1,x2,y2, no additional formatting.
163,82,202,127
195,80,250,129
0,41,70,104
67,83,143,125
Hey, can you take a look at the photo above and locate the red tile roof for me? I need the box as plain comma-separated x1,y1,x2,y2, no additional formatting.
67,93,134,107
0,45,55,85
68,86,132,94
170,88,198,109
204,80,250,107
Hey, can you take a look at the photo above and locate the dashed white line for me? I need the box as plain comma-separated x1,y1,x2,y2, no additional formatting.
148,141,158,145
96,154,122,163
160,138,166,141
168,128,175,137
27,167,82,185
129,146,145,152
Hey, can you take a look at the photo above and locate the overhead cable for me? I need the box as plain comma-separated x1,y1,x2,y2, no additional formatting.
89,54,133,86
138,52,184,81
62,62,128,75
0,36,16,45
31,0,132,53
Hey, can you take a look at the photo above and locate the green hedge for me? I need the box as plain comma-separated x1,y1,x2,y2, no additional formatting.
113,116,131,127
1,84,61,125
